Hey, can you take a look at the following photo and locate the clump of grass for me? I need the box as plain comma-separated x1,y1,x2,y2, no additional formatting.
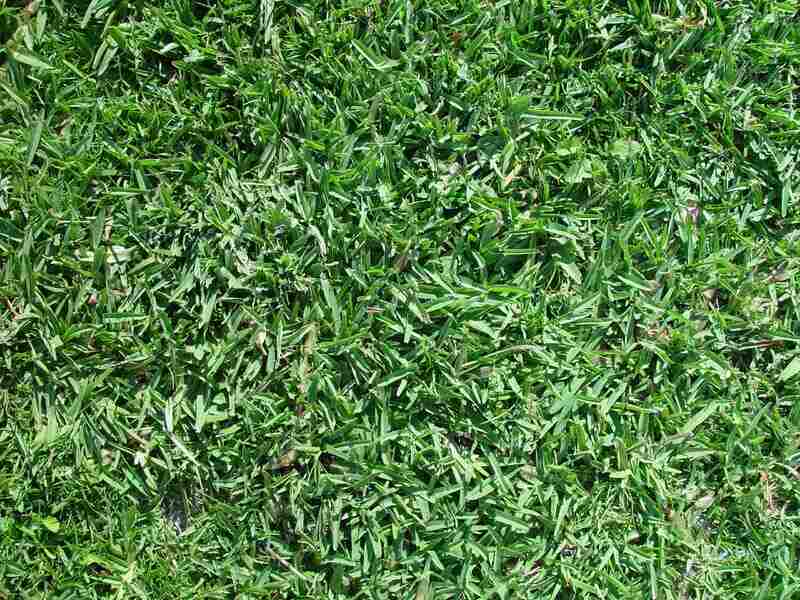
1,0,800,597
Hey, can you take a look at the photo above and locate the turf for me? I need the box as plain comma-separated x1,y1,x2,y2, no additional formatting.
1,0,800,597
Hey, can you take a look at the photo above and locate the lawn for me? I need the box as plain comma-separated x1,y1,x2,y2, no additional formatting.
1,0,800,597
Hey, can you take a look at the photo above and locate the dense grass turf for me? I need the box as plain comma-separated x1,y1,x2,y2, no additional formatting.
2,0,800,597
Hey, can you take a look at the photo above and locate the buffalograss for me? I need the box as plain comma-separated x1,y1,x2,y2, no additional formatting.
1,0,800,597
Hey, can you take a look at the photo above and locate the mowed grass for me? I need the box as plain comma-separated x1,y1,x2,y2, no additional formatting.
1,0,800,597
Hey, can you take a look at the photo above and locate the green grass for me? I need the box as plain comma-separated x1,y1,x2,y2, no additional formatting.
1,0,800,597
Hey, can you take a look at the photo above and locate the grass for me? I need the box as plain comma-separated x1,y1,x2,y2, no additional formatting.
1,0,800,597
